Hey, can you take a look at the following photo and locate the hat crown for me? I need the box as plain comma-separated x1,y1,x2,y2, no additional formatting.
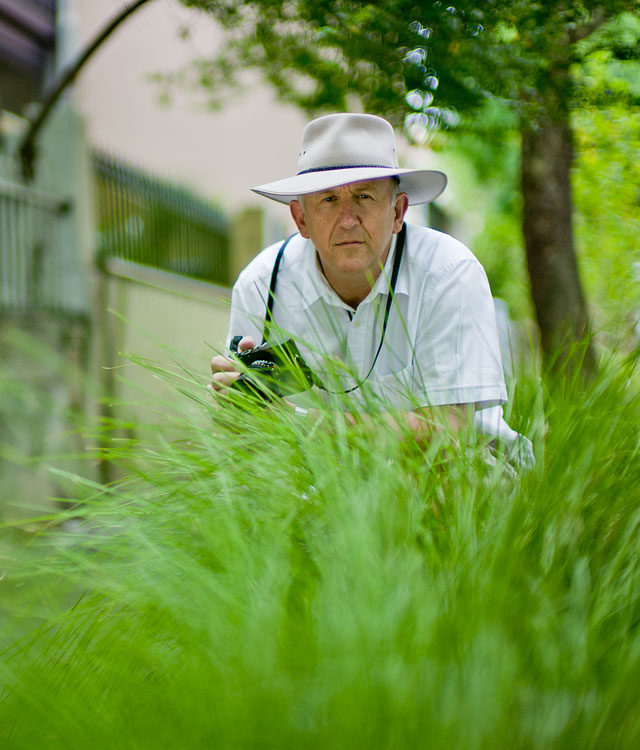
297,114,399,174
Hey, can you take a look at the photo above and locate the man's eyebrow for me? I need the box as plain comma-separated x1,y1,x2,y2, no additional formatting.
312,183,381,199
309,187,338,199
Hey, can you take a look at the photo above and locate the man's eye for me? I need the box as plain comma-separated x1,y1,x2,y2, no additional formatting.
359,194,372,200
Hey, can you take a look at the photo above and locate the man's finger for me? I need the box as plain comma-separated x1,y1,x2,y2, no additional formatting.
210,354,238,374
209,370,241,391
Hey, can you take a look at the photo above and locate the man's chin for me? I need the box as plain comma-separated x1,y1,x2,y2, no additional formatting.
334,259,377,276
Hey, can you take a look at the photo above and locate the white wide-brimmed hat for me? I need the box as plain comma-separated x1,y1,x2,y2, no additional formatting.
252,113,447,206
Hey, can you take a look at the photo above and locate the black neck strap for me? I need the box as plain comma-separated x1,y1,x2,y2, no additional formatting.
263,223,407,393
263,232,296,344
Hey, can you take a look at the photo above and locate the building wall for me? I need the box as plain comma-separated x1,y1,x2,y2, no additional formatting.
68,0,306,241
97,259,231,423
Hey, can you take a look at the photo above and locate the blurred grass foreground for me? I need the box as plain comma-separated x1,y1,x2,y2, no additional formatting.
1,342,640,748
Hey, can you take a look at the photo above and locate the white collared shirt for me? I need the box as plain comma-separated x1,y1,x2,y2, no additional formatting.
227,223,507,412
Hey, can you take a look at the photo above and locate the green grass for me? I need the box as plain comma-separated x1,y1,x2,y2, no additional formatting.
1,353,639,748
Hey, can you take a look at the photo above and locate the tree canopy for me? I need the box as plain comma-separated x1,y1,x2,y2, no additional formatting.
179,1,638,132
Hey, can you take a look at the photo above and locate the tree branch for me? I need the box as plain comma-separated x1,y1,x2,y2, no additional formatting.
568,7,608,44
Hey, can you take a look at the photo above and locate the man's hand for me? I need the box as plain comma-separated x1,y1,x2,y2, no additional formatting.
208,336,256,394
282,401,471,446
350,404,471,445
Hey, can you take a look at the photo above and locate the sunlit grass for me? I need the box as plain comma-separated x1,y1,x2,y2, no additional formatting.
1,351,639,748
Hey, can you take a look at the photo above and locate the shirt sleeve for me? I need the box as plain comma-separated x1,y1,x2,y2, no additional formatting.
412,258,507,407
226,273,270,349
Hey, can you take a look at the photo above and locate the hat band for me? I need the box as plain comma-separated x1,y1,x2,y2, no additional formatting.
297,163,394,175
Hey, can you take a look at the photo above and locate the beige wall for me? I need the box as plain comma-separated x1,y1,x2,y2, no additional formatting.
97,259,231,420
68,0,305,241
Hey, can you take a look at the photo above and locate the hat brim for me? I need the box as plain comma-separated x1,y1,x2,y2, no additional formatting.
251,167,447,206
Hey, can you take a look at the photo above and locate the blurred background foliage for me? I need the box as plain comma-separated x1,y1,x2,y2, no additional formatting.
434,15,640,346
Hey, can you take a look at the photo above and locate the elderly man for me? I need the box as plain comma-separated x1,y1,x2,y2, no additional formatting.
210,113,528,452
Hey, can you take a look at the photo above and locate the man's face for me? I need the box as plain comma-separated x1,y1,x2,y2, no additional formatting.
289,178,408,286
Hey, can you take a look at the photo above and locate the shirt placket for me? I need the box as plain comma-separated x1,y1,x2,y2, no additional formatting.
347,300,377,378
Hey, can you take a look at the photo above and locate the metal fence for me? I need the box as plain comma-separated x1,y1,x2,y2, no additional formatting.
93,151,230,286
0,150,73,313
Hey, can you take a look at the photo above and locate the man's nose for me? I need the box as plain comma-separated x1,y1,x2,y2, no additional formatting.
338,201,359,227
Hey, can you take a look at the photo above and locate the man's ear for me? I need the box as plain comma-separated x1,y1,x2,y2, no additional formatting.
393,193,409,233
290,200,311,239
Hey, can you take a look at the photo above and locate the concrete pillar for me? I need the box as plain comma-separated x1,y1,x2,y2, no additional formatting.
230,206,264,283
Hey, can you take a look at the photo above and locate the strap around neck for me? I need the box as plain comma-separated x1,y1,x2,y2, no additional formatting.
263,233,296,344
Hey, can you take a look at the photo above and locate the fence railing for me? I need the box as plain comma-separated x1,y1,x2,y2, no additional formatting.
0,151,74,314
93,151,230,286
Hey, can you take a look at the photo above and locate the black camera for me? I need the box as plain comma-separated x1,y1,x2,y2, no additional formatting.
229,337,318,402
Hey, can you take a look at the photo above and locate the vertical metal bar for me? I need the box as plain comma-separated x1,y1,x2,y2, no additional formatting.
105,156,117,262
12,195,20,309
109,155,119,260
138,163,147,267
30,202,40,311
178,191,186,275
100,164,108,263
30,203,39,309
37,206,50,311
118,158,126,261
8,195,19,308
18,198,28,311
0,193,10,307
116,157,126,261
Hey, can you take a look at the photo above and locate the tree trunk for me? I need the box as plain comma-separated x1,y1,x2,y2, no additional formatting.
521,105,596,376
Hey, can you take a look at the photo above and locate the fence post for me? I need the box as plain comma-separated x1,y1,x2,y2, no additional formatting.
35,99,94,315
230,206,264,284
